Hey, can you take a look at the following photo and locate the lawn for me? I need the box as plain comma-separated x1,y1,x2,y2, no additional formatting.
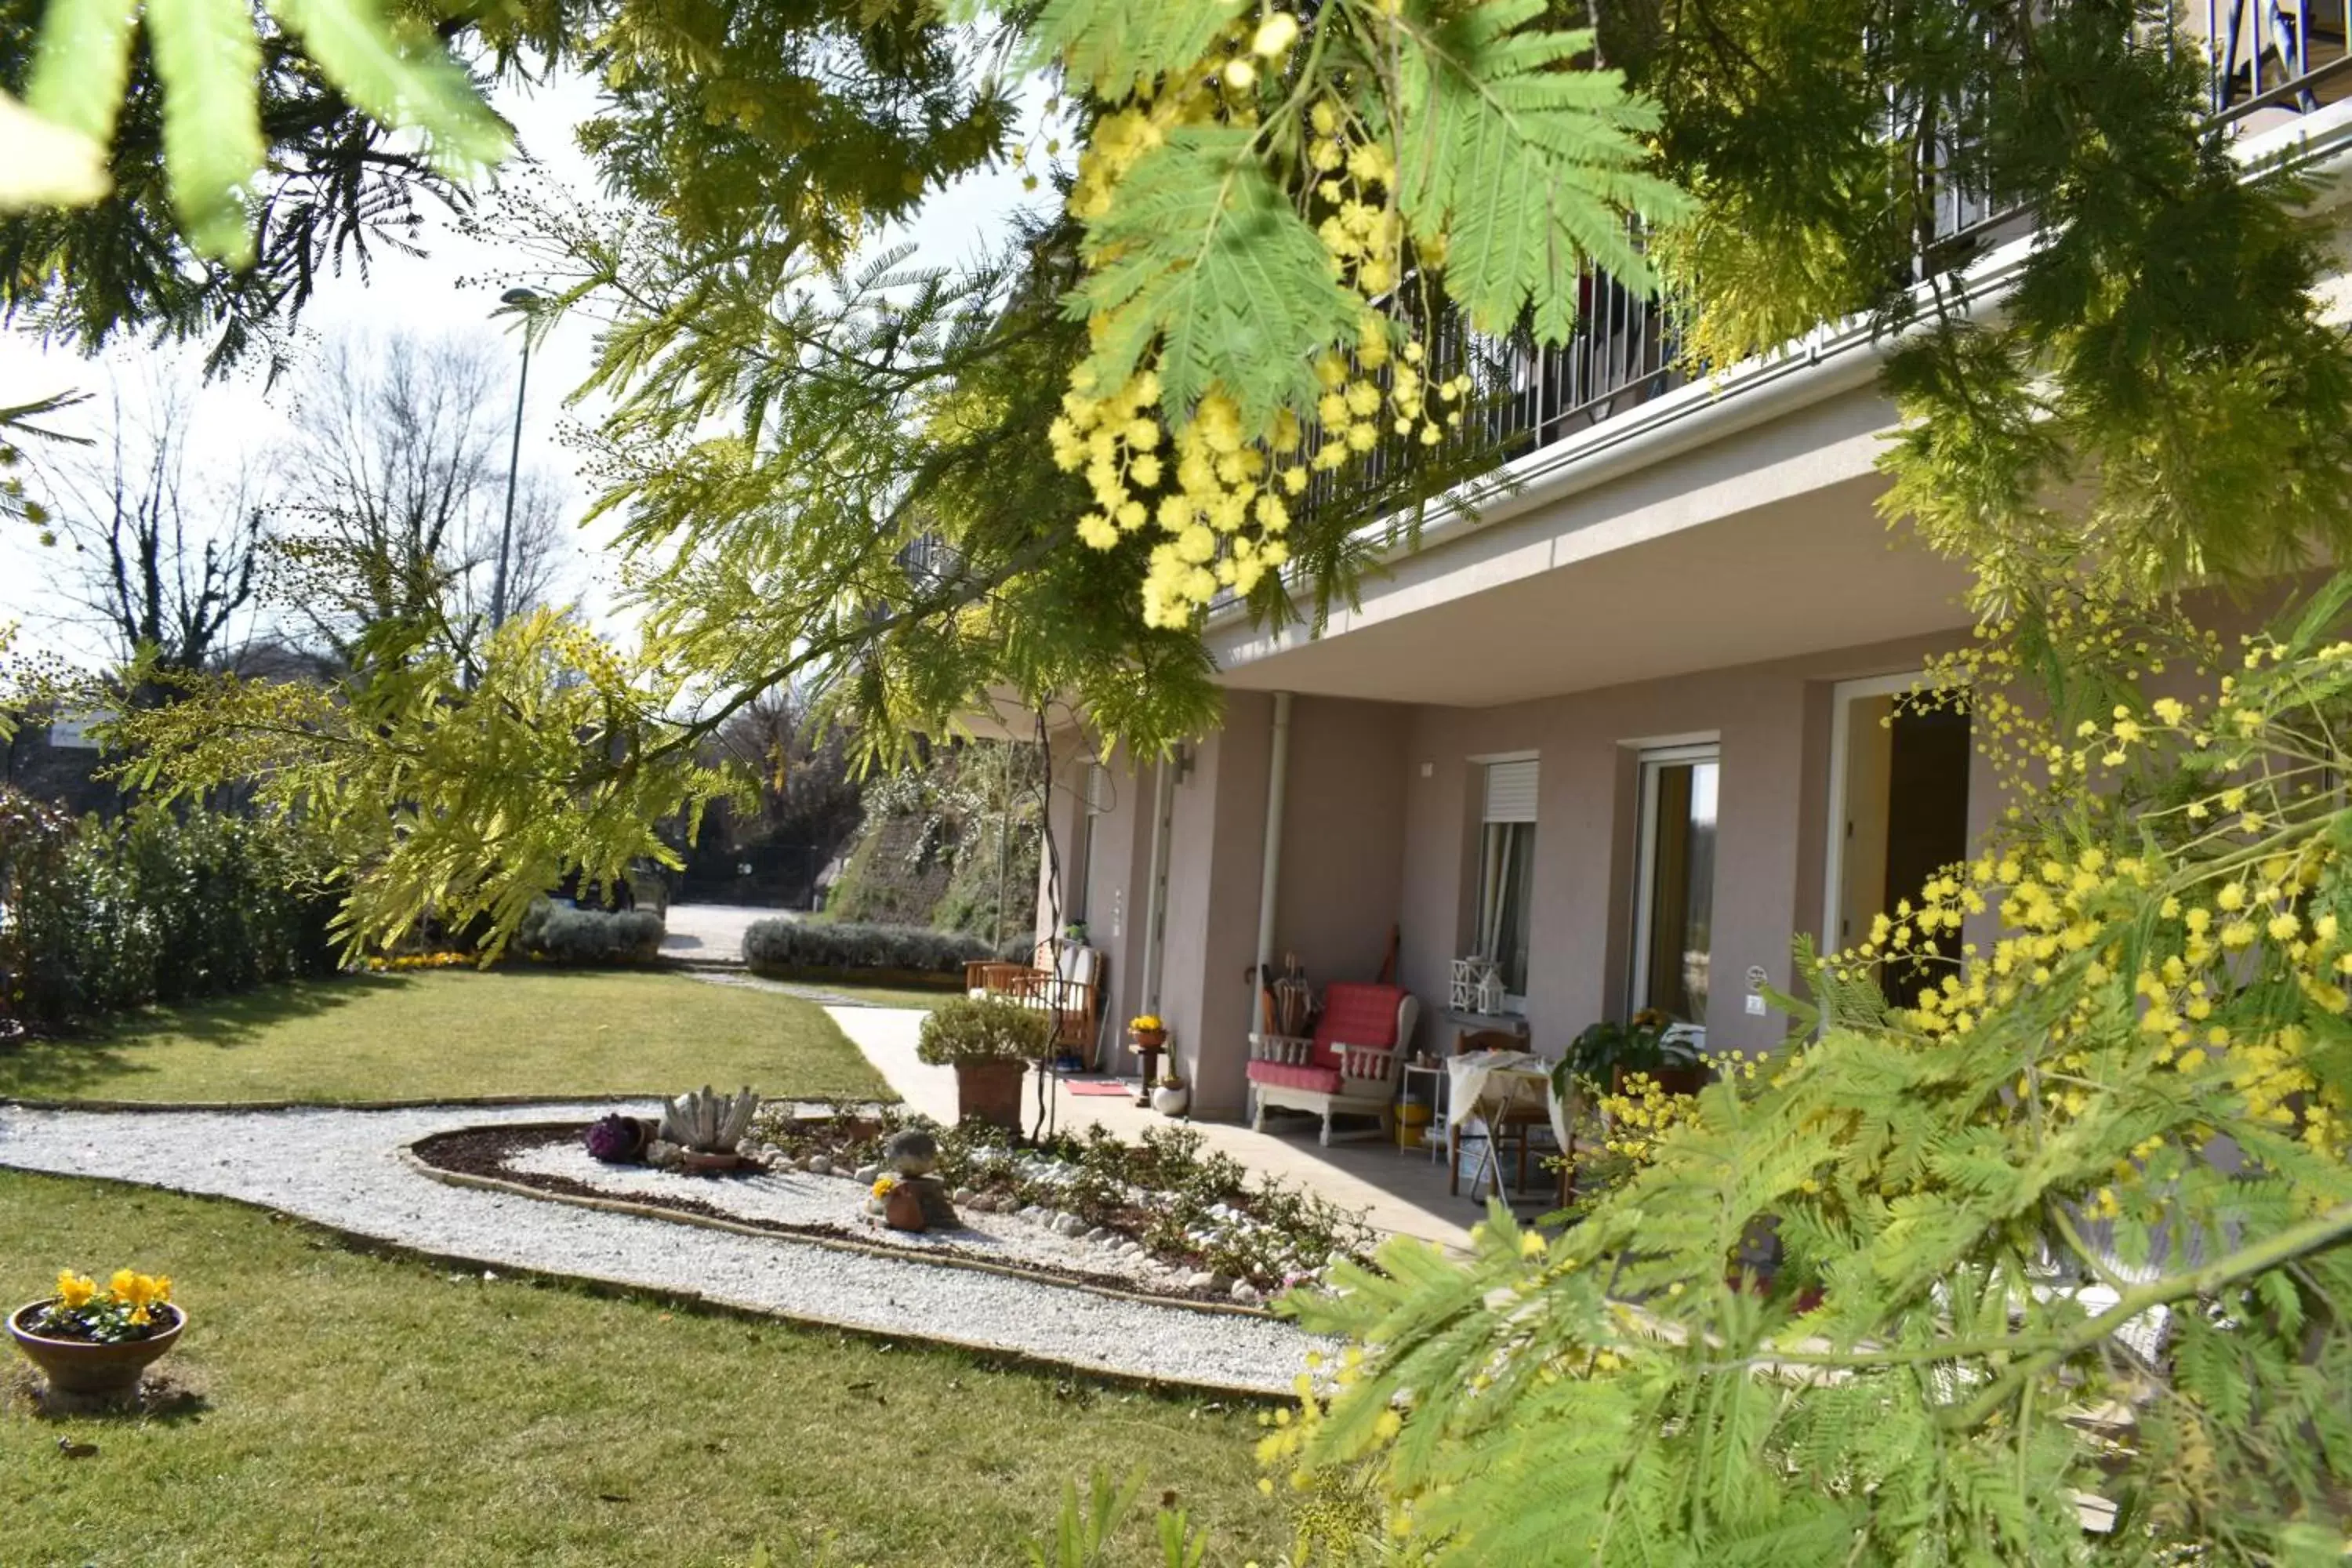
0,1172,1281,1566
0,970,897,1105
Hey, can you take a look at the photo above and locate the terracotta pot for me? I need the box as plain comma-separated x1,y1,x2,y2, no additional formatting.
1132,1027,1168,1051
679,1149,747,1174
954,1058,1028,1131
883,1181,927,1232
9,1301,184,1398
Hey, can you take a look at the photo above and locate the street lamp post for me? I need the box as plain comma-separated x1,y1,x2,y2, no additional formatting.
490,286,540,634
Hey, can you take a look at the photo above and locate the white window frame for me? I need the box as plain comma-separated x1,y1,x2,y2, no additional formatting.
1474,755,1540,1011
1820,671,1950,956
1630,741,1720,1015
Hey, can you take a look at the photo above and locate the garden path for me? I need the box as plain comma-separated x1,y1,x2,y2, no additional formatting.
822,1007,1481,1254
0,1101,1318,1394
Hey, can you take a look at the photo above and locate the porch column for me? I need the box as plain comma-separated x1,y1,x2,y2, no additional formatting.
1249,691,1294,1044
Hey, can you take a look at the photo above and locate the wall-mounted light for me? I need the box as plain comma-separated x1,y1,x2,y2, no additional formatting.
1173,743,1197,784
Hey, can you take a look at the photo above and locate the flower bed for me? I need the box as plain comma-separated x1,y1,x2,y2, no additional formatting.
747,1104,1373,1294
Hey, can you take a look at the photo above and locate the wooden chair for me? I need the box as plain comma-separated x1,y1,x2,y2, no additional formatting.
963,942,1105,1069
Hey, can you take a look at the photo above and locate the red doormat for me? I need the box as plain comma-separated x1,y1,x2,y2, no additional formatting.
1061,1078,1136,1097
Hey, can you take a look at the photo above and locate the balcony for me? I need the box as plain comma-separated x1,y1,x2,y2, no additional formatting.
1269,9,2352,578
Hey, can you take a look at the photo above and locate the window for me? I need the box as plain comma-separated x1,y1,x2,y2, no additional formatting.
1475,759,1539,1007
1632,746,1718,1024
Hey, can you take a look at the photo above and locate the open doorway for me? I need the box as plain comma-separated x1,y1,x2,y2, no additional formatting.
1825,679,1970,1006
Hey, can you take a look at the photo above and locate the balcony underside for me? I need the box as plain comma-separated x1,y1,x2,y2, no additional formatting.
1213,471,1976,709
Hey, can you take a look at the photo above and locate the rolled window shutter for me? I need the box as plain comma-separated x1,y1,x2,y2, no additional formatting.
1483,760,1539,822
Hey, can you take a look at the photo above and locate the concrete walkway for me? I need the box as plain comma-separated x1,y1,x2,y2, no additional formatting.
659,902,786,963
822,1006,1480,1254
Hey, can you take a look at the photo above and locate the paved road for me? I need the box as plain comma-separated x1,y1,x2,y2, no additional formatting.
659,902,789,963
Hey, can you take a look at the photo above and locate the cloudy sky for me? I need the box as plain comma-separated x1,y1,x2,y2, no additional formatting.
0,68,1048,665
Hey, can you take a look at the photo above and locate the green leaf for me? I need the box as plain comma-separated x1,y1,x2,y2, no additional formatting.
1385,1,1686,340
1073,125,1358,423
23,0,139,143
1018,0,1244,93
263,0,510,176
146,0,268,262
0,89,110,209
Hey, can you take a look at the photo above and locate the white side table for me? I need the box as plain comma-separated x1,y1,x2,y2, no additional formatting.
1399,1061,1450,1161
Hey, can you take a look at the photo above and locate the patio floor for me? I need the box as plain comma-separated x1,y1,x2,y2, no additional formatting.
826,1007,1559,1254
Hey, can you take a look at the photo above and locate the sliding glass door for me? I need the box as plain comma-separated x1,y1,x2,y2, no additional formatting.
1632,746,1719,1025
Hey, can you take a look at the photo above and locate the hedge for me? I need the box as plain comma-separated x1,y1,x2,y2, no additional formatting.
1,794,342,1028
741,919,991,983
515,901,666,967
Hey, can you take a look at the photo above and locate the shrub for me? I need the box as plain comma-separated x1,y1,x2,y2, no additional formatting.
915,996,1052,1065
514,899,666,966
1,793,341,1029
741,917,989,979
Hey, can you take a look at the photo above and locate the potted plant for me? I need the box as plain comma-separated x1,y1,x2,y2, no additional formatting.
1555,1009,1707,1100
917,997,1051,1131
1129,1014,1168,1051
1152,1072,1190,1116
9,1268,183,1399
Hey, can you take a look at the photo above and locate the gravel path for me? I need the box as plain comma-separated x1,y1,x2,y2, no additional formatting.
0,1102,1320,1394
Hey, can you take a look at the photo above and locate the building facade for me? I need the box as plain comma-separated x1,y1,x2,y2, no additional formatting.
1029,20,2352,1121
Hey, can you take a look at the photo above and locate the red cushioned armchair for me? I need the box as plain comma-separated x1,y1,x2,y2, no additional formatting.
1246,982,1421,1146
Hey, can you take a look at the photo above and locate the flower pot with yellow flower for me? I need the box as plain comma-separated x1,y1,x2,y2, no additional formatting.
9,1268,183,1398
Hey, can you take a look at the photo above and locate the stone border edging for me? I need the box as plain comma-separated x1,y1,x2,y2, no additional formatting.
398,1130,1276,1325
0,1092,667,1114
0,1164,1290,1404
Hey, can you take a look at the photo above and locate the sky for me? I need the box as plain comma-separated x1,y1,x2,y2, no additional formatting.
0,67,1051,666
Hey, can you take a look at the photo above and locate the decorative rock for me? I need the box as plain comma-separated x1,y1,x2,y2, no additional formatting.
854,1163,882,1185
1052,1214,1086,1238
1185,1270,1218,1291
1230,1280,1263,1306
952,1186,977,1204
881,1127,940,1178
801,1154,830,1174
1208,1274,1234,1297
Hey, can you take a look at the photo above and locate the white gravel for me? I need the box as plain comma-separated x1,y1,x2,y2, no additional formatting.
0,1102,1322,1393
499,1139,1190,1290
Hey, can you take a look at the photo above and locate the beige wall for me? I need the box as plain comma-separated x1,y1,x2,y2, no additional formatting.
1269,696,1412,1005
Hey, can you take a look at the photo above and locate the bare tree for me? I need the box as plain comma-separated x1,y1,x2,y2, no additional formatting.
44,385,266,687
270,331,575,667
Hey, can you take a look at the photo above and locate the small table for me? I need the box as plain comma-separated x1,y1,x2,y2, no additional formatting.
1399,1060,1450,1157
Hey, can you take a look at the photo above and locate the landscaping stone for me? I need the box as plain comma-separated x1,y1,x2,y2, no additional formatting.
1231,1281,1263,1306
854,1163,882,1185
881,1127,939,1178
1185,1271,1217,1291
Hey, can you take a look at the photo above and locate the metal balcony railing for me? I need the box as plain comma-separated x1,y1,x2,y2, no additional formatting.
1248,15,2351,591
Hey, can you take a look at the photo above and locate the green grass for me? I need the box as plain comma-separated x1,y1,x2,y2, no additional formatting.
0,1172,1280,1566
0,970,896,1105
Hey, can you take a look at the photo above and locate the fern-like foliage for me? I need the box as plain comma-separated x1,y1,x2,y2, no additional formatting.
1384,5,1684,340
15,0,507,261
1073,125,1359,423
